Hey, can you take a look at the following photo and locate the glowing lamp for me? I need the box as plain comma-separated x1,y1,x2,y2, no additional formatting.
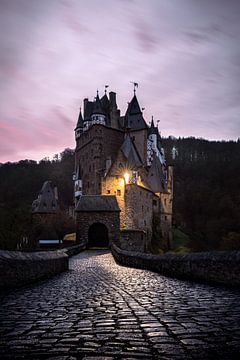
124,172,130,184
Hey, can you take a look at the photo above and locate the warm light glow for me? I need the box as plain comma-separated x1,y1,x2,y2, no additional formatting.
124,172,130,184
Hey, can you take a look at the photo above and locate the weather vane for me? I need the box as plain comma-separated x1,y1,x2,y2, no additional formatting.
104,85,109,94
130,82,138,94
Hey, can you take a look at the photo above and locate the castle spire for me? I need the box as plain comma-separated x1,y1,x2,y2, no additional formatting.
150,116,154,128
75,107,83,129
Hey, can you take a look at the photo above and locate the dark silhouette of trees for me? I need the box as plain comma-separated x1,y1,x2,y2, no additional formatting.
162,137,240,251
0,149,74,249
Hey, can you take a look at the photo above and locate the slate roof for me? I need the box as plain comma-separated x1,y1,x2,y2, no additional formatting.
92,93,106,115
146,154,167,193
76,195,120,212
32,181,59,214
125,95,148,130
148,117,159,136
120,135,143,169
101,94,110,112
75,108,83,129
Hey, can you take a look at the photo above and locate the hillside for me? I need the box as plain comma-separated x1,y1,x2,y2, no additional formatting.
0,138,240,251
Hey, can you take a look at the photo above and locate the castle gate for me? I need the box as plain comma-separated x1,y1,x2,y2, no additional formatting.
75,195,120,247
88,222,109,248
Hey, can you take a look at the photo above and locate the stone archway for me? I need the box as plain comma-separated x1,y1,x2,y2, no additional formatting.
87,222,109,248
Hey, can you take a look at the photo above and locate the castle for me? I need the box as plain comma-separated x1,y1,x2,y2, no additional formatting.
74,87,173,252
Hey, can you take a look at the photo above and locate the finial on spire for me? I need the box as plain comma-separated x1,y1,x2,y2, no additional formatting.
130,81,138,95
151,116,154,127
104,85,109,94
97,89,99,96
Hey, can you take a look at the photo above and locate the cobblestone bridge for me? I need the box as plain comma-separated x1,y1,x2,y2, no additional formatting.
0,250,240,359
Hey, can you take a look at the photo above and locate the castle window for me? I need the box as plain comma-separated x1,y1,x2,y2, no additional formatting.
165,216,167,220
144,220,146,225
89,165,91,172
142,205,144,212
153,199,157,206
164,199,167,206
107,190,110,194
117,189,121,196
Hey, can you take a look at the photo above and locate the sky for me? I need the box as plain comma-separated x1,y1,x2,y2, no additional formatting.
0,0,240,163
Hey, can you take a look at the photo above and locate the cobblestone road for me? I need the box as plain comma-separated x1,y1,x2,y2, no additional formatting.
0,251,240,359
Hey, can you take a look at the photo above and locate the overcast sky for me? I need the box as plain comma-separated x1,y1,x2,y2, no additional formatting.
0,0,240,163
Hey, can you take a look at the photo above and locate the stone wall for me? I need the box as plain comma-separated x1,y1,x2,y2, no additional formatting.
111,244,240,287
0,250,69,291
75,124,124,194
125,184,154,245
120,230,146,252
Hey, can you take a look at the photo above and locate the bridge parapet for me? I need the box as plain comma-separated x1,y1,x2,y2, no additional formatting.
0,249,68,290
111,244,240,287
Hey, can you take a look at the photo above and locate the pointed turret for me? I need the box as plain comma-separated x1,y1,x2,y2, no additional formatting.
92,91,105,115
75,108,84,139
125,95,148,130
146,154,167,193
101,93,110,112
148,116,158,136
90,91,107,126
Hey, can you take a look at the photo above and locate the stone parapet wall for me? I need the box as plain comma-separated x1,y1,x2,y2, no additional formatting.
63,243,86,257
111,244,240,287
0,250,68,290
120,229,146,252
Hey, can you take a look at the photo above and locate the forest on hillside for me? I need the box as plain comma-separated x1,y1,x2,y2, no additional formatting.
0,138,240,251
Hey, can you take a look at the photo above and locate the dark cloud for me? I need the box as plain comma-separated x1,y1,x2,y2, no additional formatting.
133,19,158,52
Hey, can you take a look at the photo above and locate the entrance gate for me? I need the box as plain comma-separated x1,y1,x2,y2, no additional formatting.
87,223,109,248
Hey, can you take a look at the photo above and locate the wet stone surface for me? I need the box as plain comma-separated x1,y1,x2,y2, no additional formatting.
0,250,240,359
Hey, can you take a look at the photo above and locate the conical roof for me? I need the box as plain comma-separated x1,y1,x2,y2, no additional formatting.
101,94,110,112
75,108,83,129
92,93,106,115
148,117,159,135
32,181,59,214
146,153,167,193
125,95,148,130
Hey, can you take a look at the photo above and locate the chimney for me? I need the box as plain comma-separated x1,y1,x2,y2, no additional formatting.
109,92,117,108
83,98,88,118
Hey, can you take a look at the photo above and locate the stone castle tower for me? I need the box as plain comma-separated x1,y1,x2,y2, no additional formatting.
74,88,173,252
